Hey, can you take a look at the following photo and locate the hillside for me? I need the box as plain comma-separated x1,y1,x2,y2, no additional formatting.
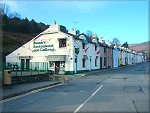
2,32,36,61
129,41,150,52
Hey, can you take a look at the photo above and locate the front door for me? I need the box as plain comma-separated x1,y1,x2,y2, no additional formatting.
55,61,60,74
100,57,102,69
21,59,25,71
90,56,91,71
75,57,77,73
26,59,30,70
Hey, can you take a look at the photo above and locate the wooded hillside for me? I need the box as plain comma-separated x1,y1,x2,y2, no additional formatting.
1,4,49,35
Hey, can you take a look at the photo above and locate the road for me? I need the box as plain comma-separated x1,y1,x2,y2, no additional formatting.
1,62,149,113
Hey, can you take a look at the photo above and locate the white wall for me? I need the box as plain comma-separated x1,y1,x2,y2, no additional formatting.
113,48,118,68
73,38,101,72
121,50,125,65
6,22,145,74
6,30,74,72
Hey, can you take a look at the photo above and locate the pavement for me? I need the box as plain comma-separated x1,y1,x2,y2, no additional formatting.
0,68,108,101
0,81,62,100
0,71,94,101
0,73,76,101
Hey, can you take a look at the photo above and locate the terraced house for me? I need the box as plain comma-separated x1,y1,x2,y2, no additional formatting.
6,22,145,75
113,45,119,68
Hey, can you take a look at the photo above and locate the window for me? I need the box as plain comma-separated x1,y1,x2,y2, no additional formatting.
75,58,77,63
82,43,85,49
60,61,65,68
49,61,54,67
104,47,106,53
82,59,85,67
59,39,66,48
95,46,97,51
95,58,97,67
104,57,106,66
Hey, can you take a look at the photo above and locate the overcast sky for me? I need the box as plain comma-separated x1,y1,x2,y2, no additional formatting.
1,0,149,44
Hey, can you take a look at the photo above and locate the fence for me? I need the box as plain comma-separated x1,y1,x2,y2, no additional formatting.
2,62,51,84
5,62,49,76
3,62,49,77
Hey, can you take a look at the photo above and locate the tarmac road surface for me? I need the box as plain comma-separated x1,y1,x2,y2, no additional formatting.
0,62,149,113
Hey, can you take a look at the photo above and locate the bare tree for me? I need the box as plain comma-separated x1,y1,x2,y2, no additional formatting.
0,4,10,15
112,38,120,46
9,12,21,18
86,30,93,37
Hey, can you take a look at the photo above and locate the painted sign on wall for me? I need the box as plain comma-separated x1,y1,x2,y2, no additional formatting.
32,41,55,52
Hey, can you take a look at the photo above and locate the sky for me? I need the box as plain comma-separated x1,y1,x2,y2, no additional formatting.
1,0,149,44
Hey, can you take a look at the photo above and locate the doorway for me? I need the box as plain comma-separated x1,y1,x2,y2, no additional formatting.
55,61,60,74
21,59,25,71
75,57,77,73
100,57,102,69
90,56,91,71
26,59,30,70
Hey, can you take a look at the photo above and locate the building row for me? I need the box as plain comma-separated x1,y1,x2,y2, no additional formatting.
6,22,146,75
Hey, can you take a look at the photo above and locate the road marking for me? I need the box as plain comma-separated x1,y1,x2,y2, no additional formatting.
73,85,103,113
80,91,85,93
0,83,63,104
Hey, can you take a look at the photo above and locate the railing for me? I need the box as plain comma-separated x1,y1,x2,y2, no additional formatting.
3,62,50,84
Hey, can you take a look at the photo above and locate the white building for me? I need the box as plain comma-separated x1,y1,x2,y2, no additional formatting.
113,46,118,68
127,49,132,65
6,22,145,75
121,47,126,66
6,22,104,75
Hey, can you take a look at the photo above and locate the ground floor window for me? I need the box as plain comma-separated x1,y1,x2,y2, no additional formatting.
82,59,85,67
60,61,65,71
95,58,97,67
26,59,30,70
21,59,30,71
49,61,55,67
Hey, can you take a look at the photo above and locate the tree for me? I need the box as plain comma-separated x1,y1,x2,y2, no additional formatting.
112,38,120,46
0,4,10,31
1,4,49,34
0,4,10,15
8,12,21,18
121,42,128,48
86,30,93,37
9,17,21,32
38,22,49,32
2,14,9,31
60,25,68,33
29,19,38,34
20,17,30,33
76,30,80,35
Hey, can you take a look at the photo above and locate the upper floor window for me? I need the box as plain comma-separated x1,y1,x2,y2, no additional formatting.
95,58,97,67
95,46,97,51
104,47,106,53
82,59,86,67
82,43,85,49
59,39,66,48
